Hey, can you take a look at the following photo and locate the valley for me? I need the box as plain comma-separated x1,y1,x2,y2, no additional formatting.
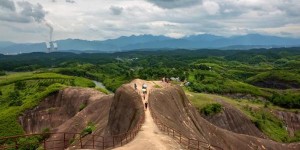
0,48,300,149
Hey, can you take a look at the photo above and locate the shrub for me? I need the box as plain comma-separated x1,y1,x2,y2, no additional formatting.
153,85,161,88
8,91,23,106
0,71,5,76
79,103,87,111
9,99,23,106
15,81,26,90
41,128,50,140
264,101,270,108
200,103,222,116
81,122,96,136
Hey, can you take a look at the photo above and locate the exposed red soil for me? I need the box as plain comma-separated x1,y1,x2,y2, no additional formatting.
19,87,108,134
104,84,144,136
203,98,267,139
149,85,300,150
273,110,300,136
16,80,300,150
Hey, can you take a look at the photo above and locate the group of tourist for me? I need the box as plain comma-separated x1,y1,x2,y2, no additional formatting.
134,83,148,110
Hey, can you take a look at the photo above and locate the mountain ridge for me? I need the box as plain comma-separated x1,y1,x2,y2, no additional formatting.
1,34,300,54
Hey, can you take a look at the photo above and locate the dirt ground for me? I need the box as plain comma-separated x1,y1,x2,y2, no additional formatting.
114,79,183,150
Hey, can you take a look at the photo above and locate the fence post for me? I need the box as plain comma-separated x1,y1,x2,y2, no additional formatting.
15,138,18,149
113,136,115,147
80,135,83,148
63,133,66,148
44,139,46,149
102,136,105,150
179,134,182,143
121,136,123,146
172,129,174,137
92,135,95,148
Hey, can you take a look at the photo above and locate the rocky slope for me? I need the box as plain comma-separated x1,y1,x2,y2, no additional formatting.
203,97,267,139
19,88,108,134
274,110,300,136
149,85,300,150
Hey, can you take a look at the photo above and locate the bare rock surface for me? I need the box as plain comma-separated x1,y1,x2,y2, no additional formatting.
149,85,300,150
202,97,267,139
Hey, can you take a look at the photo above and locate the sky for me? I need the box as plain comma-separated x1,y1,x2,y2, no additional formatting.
0,0,300,43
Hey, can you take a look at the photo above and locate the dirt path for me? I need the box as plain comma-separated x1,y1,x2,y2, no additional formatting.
113,79,182,150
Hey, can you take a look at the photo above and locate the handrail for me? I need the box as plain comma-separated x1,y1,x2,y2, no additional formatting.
0,112,145,150
149,109,223,150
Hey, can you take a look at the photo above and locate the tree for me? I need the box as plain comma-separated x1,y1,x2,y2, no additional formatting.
15,81,26,90
8,90,23,106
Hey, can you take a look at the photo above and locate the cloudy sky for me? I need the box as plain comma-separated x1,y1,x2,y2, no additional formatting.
0,0,300,42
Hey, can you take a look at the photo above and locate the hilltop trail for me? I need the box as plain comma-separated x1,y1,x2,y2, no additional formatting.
114,79,182,150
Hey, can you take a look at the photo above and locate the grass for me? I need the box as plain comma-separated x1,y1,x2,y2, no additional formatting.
244,106,289,142
188,69,271,98
185,90,216,110
81,122,96,136
246,70,300,86
152,81,162,89
0,72,95,87
200,103,222,116
79,103,87,111
96,87,111,95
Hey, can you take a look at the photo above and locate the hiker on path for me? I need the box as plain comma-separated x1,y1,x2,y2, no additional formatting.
134,83,137,90
142,83,148,94
145,101,148,110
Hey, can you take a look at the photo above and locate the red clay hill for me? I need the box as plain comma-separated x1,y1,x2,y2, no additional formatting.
15,79,300,150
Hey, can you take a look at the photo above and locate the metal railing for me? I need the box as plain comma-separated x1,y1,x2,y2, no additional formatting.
0,113,145,150
150,110,222,150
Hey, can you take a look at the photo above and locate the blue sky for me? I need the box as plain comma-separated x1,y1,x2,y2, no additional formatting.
0,0,300,42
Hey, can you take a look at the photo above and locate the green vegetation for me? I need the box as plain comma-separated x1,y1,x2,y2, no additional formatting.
188,92,300,142
247,71,300,86
0,72,95,138
0,71,5,76
186,91,216,110
96,87,111,95
243,105,289,142
79,103,87,111
271,91,300,108
81,122,96,136
0,48,300,143
200,103,222,116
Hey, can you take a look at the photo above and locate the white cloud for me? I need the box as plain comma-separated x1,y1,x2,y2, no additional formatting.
202,1,220,15
146,0,202,9
0,0,300,42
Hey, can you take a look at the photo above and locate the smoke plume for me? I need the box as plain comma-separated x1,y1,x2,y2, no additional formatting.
45,22,53,42
0,0,53,41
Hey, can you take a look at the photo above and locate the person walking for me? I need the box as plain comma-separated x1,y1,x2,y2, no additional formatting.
145,101,148,110
134,83,137,90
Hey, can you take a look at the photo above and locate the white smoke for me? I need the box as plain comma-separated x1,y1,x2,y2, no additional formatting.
0,0,53,42
45,22,53,42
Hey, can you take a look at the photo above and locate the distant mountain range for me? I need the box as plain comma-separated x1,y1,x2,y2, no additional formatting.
1,34,300,54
